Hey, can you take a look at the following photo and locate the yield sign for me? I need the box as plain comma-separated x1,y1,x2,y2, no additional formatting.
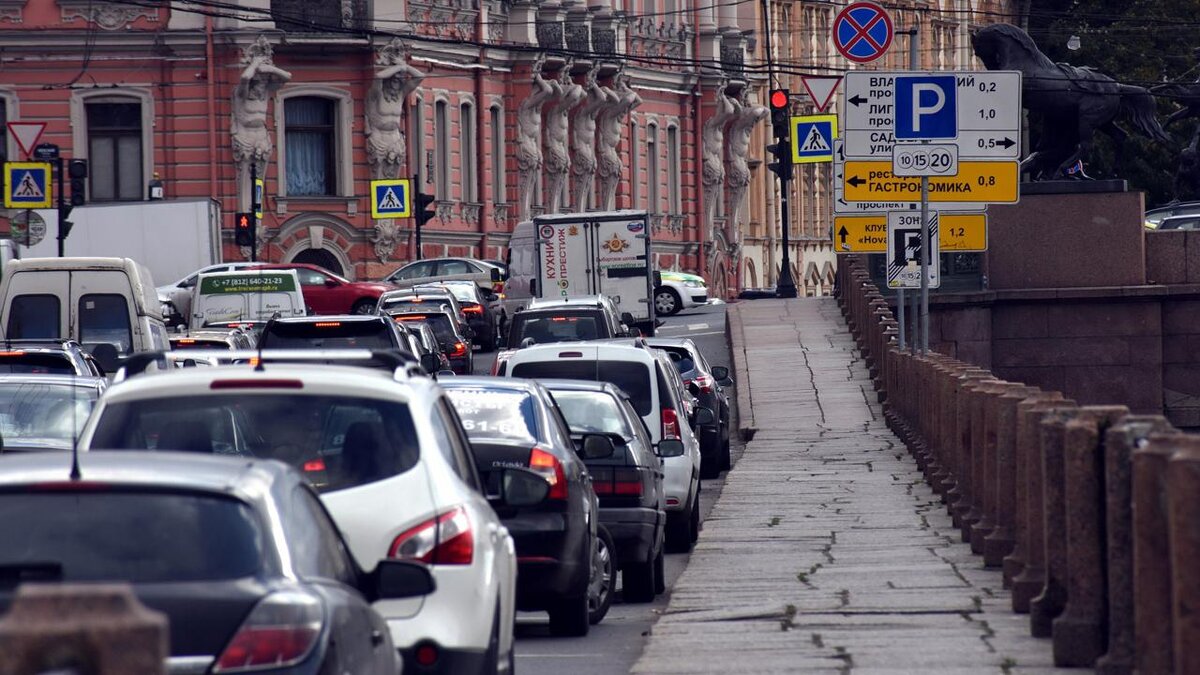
801,76,842,112
6,122,46,158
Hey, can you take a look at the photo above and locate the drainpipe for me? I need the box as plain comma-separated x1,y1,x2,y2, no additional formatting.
205,15,218,210
477,7,489,259
691,0,705,279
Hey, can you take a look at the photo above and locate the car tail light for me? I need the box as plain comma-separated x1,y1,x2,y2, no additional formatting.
449,342,468,358
389,506,474,565
213,591,322,672
211,379,304,390
302,458,326,473
313,322,341,328
0,351,25,356
529,447,568,500
613,467,643,496
462,305,483,315
662,408,682,441
558,351,583,358
176,339,197,345
686,374,714,394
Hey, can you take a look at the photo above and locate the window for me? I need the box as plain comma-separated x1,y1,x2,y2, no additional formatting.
284,97,336,196
445,387,538,443
295,267,330,286
393,261,434,281
6,295,60,339
667,126,680,214
87,101,143,201
490,105,504,203
0,96,7,162
647,124,659,213
79,294,132,354
429,398,481,489
511,360,653,416
411,100,425,184
438,260,472,275
629,123,639,209
271,0,342,31
435,100,450,200
461,103,478,202
287,486,356,585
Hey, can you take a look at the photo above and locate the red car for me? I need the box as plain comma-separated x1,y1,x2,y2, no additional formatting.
253,263,395,315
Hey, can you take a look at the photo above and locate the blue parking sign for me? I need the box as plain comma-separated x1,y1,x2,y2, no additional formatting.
4,162,52,209
895,75,957,140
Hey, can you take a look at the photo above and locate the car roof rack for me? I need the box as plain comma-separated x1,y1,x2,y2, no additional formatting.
116,348,425,383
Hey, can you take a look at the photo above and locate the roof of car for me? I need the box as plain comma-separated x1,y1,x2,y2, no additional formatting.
505,340,655,362
438,375,540,393
0,450,285,500
268,314,389,325
0,374,107,388
527,296,610,309
538,379,623,395
644,337,698,350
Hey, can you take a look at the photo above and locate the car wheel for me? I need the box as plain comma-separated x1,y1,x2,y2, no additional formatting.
547,592,589,637
700,445,721,480
720,434,732,472
655,287,681,316
665,506,692,553
588,526,615,625
483,603,501,675
689,485,701,544
622,549,657,604
351,299,375,315
653,546,666,595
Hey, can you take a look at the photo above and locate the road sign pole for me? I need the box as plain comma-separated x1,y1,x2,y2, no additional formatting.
919,177,930,353
55,157,64,257
248,162,258,263
896,288,906,349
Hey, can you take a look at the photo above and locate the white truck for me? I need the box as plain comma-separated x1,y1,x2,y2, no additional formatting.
505,210,658,334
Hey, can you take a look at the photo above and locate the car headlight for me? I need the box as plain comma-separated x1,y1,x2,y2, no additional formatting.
684,280,703,288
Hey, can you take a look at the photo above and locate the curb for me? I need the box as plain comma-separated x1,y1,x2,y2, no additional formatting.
727,304,756,441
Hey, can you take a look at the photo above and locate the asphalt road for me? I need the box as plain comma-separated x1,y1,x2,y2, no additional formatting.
473,302,741,675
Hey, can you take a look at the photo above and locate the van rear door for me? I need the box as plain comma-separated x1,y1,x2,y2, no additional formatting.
533,217,592,302
71,270,140,355
3,270,69,341
590,213,653,325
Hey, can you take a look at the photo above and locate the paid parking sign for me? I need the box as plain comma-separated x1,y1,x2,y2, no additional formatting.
895,75,957,140
4,162,52,209
791,114,838,164
370,178,412,219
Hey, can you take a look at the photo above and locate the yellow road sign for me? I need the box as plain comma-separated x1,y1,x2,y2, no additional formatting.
843,160,1018,203
833,213,988,253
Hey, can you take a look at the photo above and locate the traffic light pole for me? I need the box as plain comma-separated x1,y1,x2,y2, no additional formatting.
55,157,65,257
248,163,258,262
413,173,422,261
777,180,797,298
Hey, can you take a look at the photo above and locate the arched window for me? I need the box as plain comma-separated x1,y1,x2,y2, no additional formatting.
489,105,505,204
434,100,450,200
647,123,659,213
461,102,478,203
666,125,680,215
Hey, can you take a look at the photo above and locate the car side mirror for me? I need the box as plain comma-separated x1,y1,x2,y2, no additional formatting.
695,406,715,426
489,467,550,507
620,312,635,326
711,366,733,386
490,268,502,282
653,271,663,287
579,433,616,460
485,292,499,302
656,439,685,458
520,337,536,348
419,353,438,373
372,559,436,600
88,343,121,374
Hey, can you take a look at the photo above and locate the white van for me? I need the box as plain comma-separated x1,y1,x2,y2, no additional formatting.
190,269,306,328
0,257,169,371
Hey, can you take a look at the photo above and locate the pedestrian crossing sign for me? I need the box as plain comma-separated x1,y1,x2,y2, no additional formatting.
791,114,838,164
4,162,52,209
370,178,412,219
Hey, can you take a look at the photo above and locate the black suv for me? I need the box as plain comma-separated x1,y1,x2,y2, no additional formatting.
503,296,632,348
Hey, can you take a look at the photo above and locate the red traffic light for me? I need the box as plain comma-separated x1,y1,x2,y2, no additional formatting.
237,214,250,227
769,89,789,110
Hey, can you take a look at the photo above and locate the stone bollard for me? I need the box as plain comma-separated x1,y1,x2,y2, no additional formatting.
984,387,1055,569
924,356,960,493
939,368,991,506
1053,409,1129,667
1132,433,1181,675
1166,437,1200,675
1095,416,1173,675
1005,398,1076,597
0,583,168,675
949,375,1001,530
962,380,1010,545
972,383,1038,559
1031,406,1126,639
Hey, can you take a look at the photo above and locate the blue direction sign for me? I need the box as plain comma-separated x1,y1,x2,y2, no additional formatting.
4,162,52,209
833,2,893,64
791,114,838,164
895,75,958,140
370,178,412,219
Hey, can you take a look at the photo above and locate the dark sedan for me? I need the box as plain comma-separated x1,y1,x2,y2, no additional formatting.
442,377,612,636
543,379,668,603
646,338,734,478
0,452,434,674
391,310,474,374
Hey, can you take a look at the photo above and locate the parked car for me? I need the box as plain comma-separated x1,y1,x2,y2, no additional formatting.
413,281,503,352
543,379,669,602
254,263,395,315
0,339,105,376
655,271,709,316
391,310,474,375
157,261,263,325
258,315,412,352
441,377,612,634
0,375,106,452
80,362,544,674
383,257,504,292
0,451,434,674
645,337,734,478
503,340,711,552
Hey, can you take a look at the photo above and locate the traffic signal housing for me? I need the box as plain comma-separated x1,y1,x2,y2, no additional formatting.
766,139,793,182
414,191,436,228
68,159,88,207
234,212,255,247
769,88,791,140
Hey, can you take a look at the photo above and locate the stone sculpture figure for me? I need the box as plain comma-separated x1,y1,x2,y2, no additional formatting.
971,23,1170,180
596,75,642,211
517,57,556,222
365,38,425,262
231,36,291,211
570,68,607,211
725,91,768,236
702,82,737,236
544,65,586,213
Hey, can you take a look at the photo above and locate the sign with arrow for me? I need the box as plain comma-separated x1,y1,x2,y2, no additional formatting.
841,70,1021,161
887,212,940,289
832,140,916,215
833,212,987,253
843,160,1019,203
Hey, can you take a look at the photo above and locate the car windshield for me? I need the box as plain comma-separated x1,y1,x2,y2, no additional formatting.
656,346,699,378
511,360,652,416
171,339,233,351
550,390,632,436
511,312,605,344
258,320,394,349
0,381,98,447
394,314,456,343
444,387,538,442
0,491,264,585
0,352,77,375
418,284,475,303
89,394,420,493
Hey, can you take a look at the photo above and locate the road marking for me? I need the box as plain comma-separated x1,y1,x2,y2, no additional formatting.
683,330,725,337
686,323,710,331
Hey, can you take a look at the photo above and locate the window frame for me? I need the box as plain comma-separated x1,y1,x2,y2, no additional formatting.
77,293,133,354
282,96,338,197
85,101,144,202
460,101,478,203
274,86,353,198
646,123,659,214
489,104,505,204
666,125,681,215
69,89,153,204
434,99,451,201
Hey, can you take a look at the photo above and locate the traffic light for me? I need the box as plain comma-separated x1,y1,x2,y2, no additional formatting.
59,205,74,240
234,212,255,247
766,139,793,182
414,190,436,228
769,88,791,140
68,159,88,207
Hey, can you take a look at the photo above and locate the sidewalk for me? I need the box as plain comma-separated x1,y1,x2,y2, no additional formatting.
632,298,1068,674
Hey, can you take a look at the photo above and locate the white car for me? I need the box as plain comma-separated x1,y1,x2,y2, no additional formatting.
655,271,709,316
157,262,264,324
501,340,709,551
78,357,533,674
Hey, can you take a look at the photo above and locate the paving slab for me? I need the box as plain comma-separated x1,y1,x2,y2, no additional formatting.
632,298,1069,675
